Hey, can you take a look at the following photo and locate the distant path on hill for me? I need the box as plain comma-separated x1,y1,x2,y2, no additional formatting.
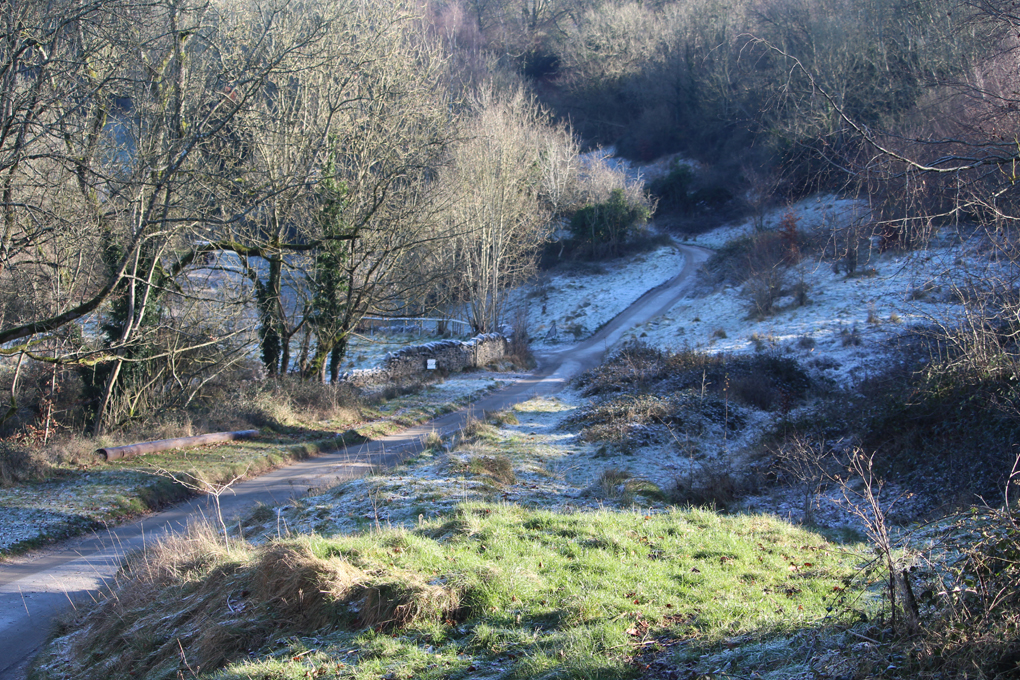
0,243,711,680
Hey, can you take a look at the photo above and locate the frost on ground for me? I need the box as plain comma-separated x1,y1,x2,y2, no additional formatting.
5,187,993,553
524,244,686,348
261,393,689,541
632,196,992,388
0,470,156,553
342,330,475,372
685,195,860,249
262,192,993,541
262,389,877,542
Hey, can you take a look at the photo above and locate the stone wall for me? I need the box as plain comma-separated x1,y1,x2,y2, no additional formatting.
342,333,509,387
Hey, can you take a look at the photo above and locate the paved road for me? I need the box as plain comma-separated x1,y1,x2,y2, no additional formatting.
0,244,710,679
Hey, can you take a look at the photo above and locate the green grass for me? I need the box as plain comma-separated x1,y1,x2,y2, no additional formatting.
34,504,870,680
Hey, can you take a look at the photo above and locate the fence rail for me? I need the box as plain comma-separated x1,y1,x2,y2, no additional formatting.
359,317,473,337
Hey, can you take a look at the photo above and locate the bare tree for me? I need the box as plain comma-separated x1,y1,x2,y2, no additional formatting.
149,463,252,550
0,0,469,433
296,10,457,382
752,0,1020,391
442,87,562,334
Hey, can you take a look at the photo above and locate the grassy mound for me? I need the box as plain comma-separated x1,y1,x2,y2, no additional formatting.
35,505,867,680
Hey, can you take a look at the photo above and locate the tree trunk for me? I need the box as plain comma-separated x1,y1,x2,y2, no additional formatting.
94,358,124,436
329,336,348,384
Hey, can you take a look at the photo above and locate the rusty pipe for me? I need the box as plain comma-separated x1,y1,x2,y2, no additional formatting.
96,430,259,461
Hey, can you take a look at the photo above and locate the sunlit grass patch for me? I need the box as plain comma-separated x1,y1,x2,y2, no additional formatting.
485,408,520,426
513,396,573,413
35,505,870,680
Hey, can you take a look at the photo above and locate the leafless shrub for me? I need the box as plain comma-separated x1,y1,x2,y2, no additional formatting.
828,211,875,276
743,231,796,319
791,279,810,307
148,464,253,550
770,435,833,525
837,450,921,636
909,282,936,301
898,470,1020,677
507,304,535,368
0,360,86,441
744,162,783,233
840,326,862,346
729,372,781,412
744,266,788,319
671,461,757,512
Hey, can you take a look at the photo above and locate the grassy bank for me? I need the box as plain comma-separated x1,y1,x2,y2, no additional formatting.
32,505,869,680
0,375,505,558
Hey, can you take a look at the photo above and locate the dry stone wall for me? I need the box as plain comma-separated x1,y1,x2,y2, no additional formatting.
342,333,509,387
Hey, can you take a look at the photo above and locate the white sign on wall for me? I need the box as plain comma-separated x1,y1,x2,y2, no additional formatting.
426,359,437,370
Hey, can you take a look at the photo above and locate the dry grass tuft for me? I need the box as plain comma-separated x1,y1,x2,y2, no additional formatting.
457,415,498,445
468,455,517,486
594,468,663,501
44,435,96,467
249,543,364,631
570,393,675,446
356,574,463,629
486,408,519,426
0,440,49,486
422,429,444,450
220,378,364,431
53,521,467,679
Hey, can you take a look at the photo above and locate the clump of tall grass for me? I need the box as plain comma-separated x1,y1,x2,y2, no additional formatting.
0,440,49,486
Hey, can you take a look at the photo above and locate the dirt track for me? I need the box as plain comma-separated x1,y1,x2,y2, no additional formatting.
0,244,710,680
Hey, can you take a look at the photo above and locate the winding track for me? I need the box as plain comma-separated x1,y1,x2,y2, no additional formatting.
0,244,710,679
